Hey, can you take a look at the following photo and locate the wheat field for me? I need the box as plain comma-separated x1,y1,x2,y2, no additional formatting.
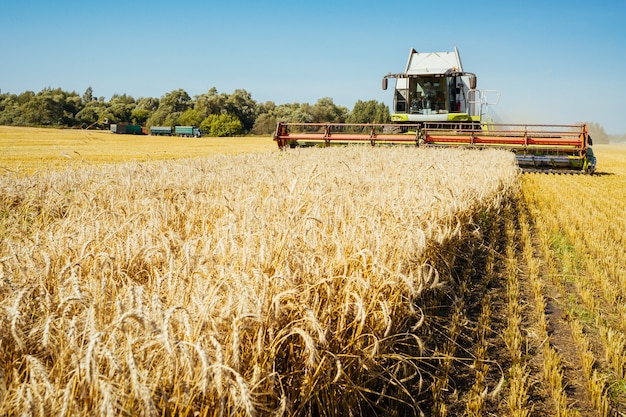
0,145,520,416
1,127,625,416
0,126,274,175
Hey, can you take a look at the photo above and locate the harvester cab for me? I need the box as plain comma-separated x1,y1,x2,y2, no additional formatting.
382,46,491,125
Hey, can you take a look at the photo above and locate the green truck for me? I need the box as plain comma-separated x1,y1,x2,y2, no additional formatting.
149,126,173,136
174,126,203,138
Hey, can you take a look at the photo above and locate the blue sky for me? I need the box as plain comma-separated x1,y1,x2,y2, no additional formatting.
1,0,625,134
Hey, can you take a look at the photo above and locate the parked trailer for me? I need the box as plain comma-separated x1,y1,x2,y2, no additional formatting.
110,124,144,134
150,126,173,136
174,126,203,138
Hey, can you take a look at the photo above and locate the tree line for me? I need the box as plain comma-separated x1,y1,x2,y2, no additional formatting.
0,87,391,136
1,86,620,141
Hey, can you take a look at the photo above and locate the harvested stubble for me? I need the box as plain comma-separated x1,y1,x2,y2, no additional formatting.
0,146,518,416
521,145,626,415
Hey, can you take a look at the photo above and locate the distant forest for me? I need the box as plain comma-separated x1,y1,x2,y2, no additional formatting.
0,87,390,137
0,86,622,142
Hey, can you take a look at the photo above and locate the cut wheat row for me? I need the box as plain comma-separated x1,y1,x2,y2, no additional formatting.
522,152,626,415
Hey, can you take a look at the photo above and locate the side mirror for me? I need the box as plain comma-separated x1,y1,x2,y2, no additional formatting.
470,75,477,90
382,78,388,91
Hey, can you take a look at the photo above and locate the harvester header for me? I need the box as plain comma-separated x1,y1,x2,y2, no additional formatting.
273,46,596,174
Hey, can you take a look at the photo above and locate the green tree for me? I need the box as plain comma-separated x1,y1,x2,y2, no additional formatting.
273,102,314,123
194,87,224,118
145,89,191,127
146,107,171,127
131,97,159,125
63,92,83,126
310,97,347,122
19,88,65,126
163,112,182,128
75,100,110,128
17,91,35,106
346,100,390,124
178,108,203,127
223,89,258,132
161,89,192,113
82,86,94,104
75,105,99,127
257,100,276,115
0,93,20,125
251,101,278,134
200,114,243,137
108,94,136,124
135,97,159,112
251,113,277,135
130,108,150,125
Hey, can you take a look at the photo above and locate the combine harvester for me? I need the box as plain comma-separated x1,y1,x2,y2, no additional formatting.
274,47,596,173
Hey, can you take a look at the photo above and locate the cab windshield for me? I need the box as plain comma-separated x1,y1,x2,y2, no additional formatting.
409,78,446,114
